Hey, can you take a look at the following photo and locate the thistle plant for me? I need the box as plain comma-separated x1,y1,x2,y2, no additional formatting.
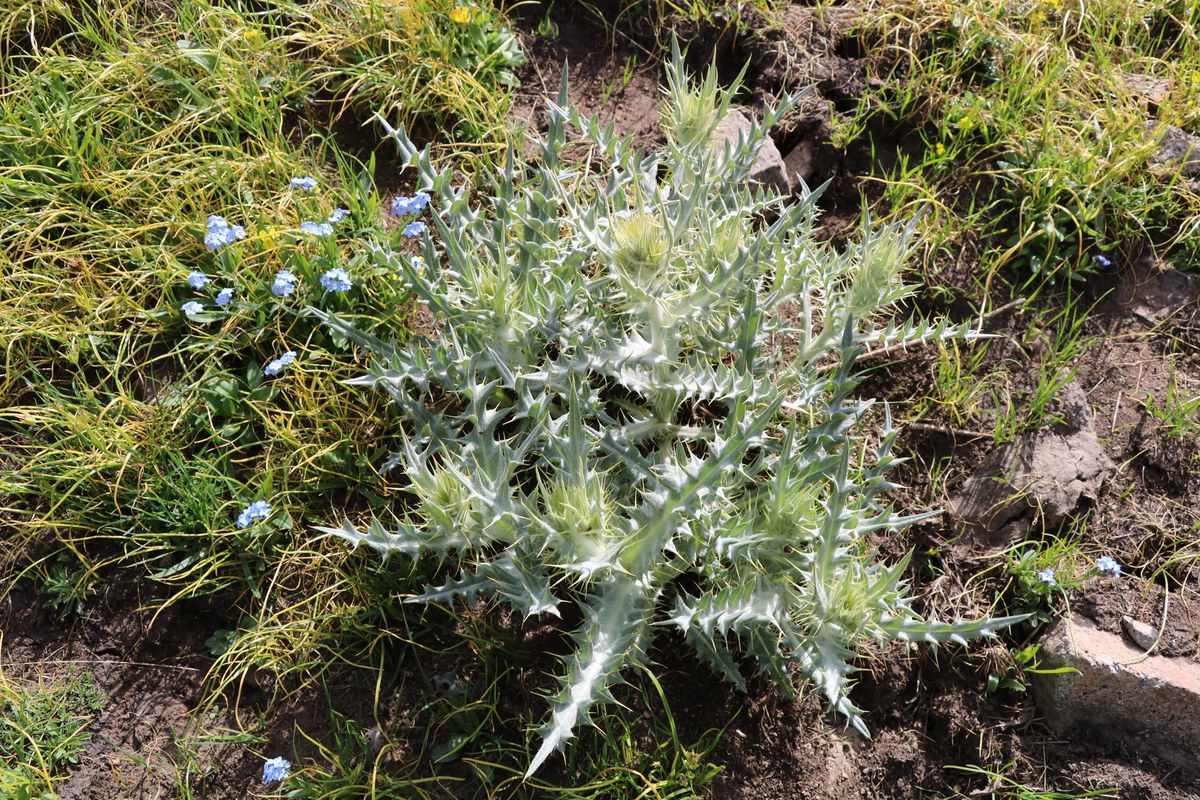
315,44,1024,776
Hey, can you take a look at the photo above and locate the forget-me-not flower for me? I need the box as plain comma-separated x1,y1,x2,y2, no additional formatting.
403,220,426,238
328,208,350,224
290,176,318,191
271,270,298,297
1093,254,1112,269
1096,556,1121,577
236,500,272,529
263,350,297,377
187,270,210,289
262,756,291,783
300,220,334,237
391,192,430,216
1037,568,1057,587
215,287,234,307
182,300,204,317
320,267,352,293
204,215,246,251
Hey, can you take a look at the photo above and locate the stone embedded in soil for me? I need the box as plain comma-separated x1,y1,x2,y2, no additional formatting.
1032,615,1200,775
951,381,1115,549
713,110,789,195
1116,255,1198,325
783,139,817,192
1122,73,1172,108
1146,121,1200,177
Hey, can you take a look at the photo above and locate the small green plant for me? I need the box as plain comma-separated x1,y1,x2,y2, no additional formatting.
947,762,1119,799
0,670,106,799
1141,358,1200,441
37,559,98,619
318,44,1024,775
984,642,1076,695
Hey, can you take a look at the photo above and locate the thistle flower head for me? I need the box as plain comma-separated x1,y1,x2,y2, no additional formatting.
846,225,910,316
610,212,668,289
543,476,615,559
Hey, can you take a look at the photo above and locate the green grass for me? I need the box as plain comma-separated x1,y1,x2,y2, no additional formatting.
0,669,106,798
839,0,1200,296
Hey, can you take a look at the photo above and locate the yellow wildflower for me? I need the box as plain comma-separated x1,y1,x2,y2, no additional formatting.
449,6,471,24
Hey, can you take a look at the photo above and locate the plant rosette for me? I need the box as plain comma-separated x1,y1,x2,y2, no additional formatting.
315,43,1025,776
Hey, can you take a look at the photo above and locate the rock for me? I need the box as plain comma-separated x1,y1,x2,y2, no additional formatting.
1122,73,1172,108
1145,121,1200,177
951,383,1114,549
1116,254,1198,325
783,139,817,192
712,110,789,194
1031,615,1200,774
1120,616,1159,652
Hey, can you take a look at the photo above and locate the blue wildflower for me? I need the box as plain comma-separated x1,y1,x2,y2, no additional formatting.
290,176,318,191
181,300,204,317
204,215,246,251
271,269,298,297
236,500,272,529
320,267,352,293
1096,556,1121,577
215,287,234,307
403,220,427,238
390,196,412,216
409,191,430,212
263,350,297,377
1093,254,1112,269
1037,568,1057,587
300,220,334,237
328,208,350,224
187,270,210,289
262,756,291,784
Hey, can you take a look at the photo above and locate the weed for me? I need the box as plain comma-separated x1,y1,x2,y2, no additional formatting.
0,668,106,798
1141,358,1200,441
857,0,1199,282
947,762,1119,799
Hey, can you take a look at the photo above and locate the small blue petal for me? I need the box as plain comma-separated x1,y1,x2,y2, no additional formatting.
262,756,291,783
320,267,352,293
237,500,272,529
300,220,334,237
271,270,298,297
